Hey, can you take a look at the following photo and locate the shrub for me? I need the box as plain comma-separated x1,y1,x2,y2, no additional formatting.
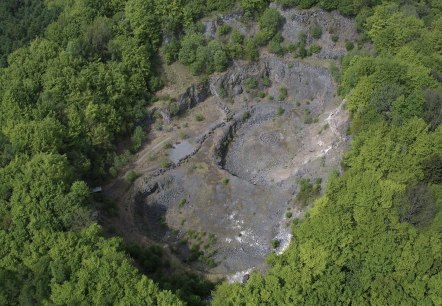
271,239,280,249
195,114,205,122
160,158,171,168
222,178,230,185
262,76,271,87
278,87,288,100
311,26,322,39
126,170,139,183
331,34,339,42
286,212,293,218
230,30,244,44
298,32,307,45
131,126,144,152
259,8,285,37
178,198,187,208
345,40,355,51
244,37,259,61
162,39,181,64
269,35,285,56
309,44,322,54
168,101,180,116
242,111,251,121
277,106,285,116
245,77,258,91
217,24,232,36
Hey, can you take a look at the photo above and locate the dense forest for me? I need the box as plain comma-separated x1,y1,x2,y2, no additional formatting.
0,0,441,305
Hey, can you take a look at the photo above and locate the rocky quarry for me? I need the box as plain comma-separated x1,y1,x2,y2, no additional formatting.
104,5,356,281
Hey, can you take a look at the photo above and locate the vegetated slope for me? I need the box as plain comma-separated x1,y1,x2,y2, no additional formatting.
0,0,61,67
213,2,442,305
0,0,231,304
0,0,441,305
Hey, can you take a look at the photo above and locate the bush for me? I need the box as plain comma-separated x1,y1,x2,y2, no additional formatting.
245,77,258,91
242,111,251,121
240,0,269,13
162,39,181,64
213,49,229,72
262,76,271,87
277,106,285,116
126,170,139,183
269,34,285,55
244,37,259,61
271,239,280,249
259,8,285,37
311,26,322,39
298,32,307,45
230,30,244,44
222,178,230,185
178,198,187,208
309,44,322,54
217,24,232,36
195,114,205,121
160,158,171,168
276,0,297,9
331,34,339,42
278,87,288,100
131,126,145,152
345,40,355,51
286,211,293,218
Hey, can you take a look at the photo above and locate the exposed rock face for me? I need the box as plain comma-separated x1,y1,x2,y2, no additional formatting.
275,5,357,59
115,6,359,281
176,82,211,114
209,61,268,98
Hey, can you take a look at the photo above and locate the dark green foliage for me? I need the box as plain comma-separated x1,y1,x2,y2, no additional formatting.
131,126,145,152
422,155,442,184
398,183,438,228
276,0,298,9
0,0,60,67
423,88,442,130
162,39,181,65
271,239,280,249
345,40,355,51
